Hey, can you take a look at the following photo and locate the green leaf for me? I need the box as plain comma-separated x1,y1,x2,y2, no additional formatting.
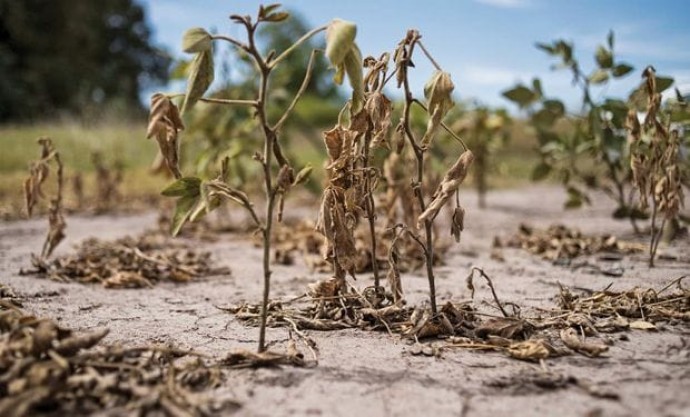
543,99,565,118
531,162,552,181
182,28,212,53
607,30,614,50
502,85,537,108
161,177,202,197
293,165,313,186
589,69,609,84
595,46,613,69
263,11,290,22
259,4,282,17
182,50,214,114
170,60,191,80
564,186,590,209
532,108,558,128
325,19,357,67
656,76,674,93
532,78,543,98
612,63,633,78
170,195,199,236
535,42,556,55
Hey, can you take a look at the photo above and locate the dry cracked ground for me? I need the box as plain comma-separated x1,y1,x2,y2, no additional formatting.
1,185,689,417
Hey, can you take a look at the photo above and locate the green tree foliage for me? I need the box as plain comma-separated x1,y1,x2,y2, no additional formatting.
0,0,170,121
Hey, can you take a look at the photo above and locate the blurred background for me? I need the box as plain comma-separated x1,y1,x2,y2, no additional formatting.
1,0,689,219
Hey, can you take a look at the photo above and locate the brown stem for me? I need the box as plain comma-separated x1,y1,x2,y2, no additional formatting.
399,36,438,315
649,200,658,267
362,128,380,287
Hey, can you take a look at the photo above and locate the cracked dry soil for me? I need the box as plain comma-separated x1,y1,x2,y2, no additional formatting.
1,185,689,417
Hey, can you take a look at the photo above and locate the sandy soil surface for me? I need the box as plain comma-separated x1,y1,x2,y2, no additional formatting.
1,185,689,417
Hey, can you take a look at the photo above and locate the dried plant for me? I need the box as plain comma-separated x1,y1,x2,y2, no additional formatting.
314,29,473,316
627,67,686,266
147,4,348,353
23,137,66,259
91,151,124,213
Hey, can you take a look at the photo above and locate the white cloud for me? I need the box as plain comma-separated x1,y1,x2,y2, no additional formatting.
473,0,531,8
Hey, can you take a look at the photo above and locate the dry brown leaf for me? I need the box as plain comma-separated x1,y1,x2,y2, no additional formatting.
418,150,474,227
560,328,609,357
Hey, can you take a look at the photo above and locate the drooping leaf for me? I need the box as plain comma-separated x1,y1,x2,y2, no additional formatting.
421,71,454,147
325,19,357,67
161,177,202,197
262,11,289,22
171,195,200,236
182,50,214,114
293,165,313,186
182,28,212,53
344,45,364,114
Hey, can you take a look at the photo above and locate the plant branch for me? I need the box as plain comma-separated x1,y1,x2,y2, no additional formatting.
416,40,442,71
273,49,320,131
269,25,327,69
211,35,249,52
166,94,258,107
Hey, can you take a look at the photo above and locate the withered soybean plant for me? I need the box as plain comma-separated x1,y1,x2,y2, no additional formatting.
317,28,473,315
627,67,686,267
147,5,346,352
24,137,66,259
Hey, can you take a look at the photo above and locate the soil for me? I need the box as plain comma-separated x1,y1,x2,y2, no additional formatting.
1,185,689,417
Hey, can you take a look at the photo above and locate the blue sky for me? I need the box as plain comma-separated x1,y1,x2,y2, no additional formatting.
140,0,690,111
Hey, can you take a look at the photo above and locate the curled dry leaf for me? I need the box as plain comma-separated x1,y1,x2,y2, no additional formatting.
365,92,392,149
560,328,609,357
421,71,454,148
507,339,557,361
147,93,185,179
418,150,474,227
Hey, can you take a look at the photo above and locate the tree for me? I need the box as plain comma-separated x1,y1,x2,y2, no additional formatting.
0,0,170,122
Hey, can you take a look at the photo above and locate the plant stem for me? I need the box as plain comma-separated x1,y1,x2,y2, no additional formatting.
362,128,380,287
269,25,327,69
400,38,438,314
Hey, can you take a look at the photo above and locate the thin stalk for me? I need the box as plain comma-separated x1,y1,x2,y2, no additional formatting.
649,200,659,267
362,128,380,287
399,38,438,314
273,49,320,131
269,25,327,69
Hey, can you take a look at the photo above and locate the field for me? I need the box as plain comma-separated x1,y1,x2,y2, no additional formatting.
2,185,689,416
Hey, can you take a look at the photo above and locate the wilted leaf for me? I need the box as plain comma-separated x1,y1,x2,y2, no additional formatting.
325,19,357,67
161,177,202,197
475,318,533,340
418,150,474,226
182,49,214,114
182,27,212,53
171,195,200,237
344,45,364,114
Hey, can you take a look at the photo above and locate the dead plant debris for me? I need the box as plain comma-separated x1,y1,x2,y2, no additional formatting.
22,229,228,288
496,223,644,261
0,297,239,417
225,274,688,363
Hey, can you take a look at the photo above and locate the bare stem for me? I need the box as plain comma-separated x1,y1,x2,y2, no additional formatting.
273,49,320,131
399,36,438,315
417,40,442,71
211,34,249,52
166,94,258,107
269,25,327,69
362,128,380,287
